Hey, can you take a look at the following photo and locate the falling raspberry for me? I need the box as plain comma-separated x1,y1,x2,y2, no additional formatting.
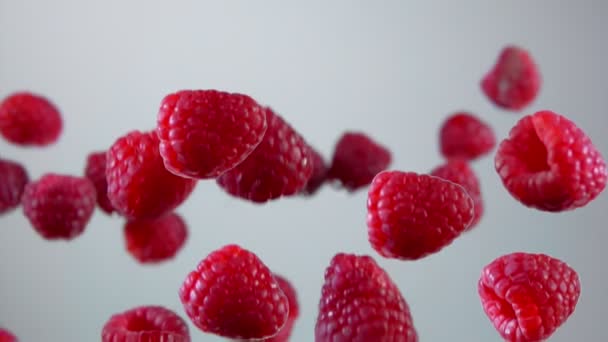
327,132,392,192
495,110,607,211
439,112,496,161
302,146,328,196
217,108,313,203
431,159,484,230
0,92,63,146
367,170,474,260
22,173,96,240
101,305,190,342
124,212,188,264
481,45,541,111
0,158,29,215
157,90,268,179
106,130,197,220
179,244,289,340
0,328,17,342
479,252,580,342
315,253,418,342
84,151,114,214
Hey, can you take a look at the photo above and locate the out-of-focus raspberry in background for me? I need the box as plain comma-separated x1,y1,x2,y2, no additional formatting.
1,1,607,341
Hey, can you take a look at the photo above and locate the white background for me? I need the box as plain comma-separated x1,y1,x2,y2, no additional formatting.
1,1,607,341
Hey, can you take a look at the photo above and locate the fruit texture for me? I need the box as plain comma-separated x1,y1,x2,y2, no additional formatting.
84,151,114,214
367,171,474,260
157,90,268,179
217,108,313,203
0,92,62,146
479,252,580,342
106,130,197,219
481,46,541,111
302,146,328,196
328,132,391,191
315,253,418,342
22,173,96,240
101,305,190,342
0,158,29,215
179,244,289,340
495,110,607,211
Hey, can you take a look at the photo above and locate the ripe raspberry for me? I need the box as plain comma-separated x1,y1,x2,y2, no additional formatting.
367,171,474,260
22,173,96,240
479,252,581,342
327,132,391,192
481,46,541,111
315,253,418,342
439,112,496,160
0,92,62,146
495,110,607,211
0,158,29,214
179,244,289,340
431,159,483,230
263,274,300,342
101,305,190,342
0,328,17,342
302,146,328,196
84,151,114,214
106,130,197,220
216,108,313,203
124,212,188,264
157,90,268,179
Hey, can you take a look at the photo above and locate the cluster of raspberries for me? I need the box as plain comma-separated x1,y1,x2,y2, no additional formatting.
0,45,606,342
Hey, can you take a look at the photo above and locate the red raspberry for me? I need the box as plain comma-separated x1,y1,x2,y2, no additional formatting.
124,212,188,264
327,132,391,192
0,92,62,146
179,244,289,340
479,252,580,342
495,110,607,211
106,130,197,219
430,159,483,230
0,328,17,342
101,305,190,342
302,146,328,196
263,274,300,342
84,151,114,214
481,46,541,111
0,158,29,214
315,253,418,342
439,112,496,160
367,171,474,260
22,173,96,240
216,108,313,203
157,90,268,179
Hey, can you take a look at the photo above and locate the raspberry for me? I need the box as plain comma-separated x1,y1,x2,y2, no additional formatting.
439,112,496,160
124,212,188,264
481,46,541,111
106,130,197,219
0,92,62,146
0,158,29,214
0,328,17,342
22,173,96,240
216,108,313,203
157,90,268,179
430,159,483,230
263,274,300,342
479,252,580,342
179,244,289,340
101,305,190,342
315,253,418,342
302,146,328,196
84,151,114,214
327,132,391,191
495,110,607,211
367,171,474,260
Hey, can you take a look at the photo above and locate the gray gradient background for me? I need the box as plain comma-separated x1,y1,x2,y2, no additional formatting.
1,1,607,341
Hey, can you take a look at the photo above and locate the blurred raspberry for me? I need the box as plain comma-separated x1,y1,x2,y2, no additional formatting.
84,151,114,214
0,158,29,215
302,146,328,196
0,92,62,146
439,112,495,160
102,305,190,342
124,212,188,264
